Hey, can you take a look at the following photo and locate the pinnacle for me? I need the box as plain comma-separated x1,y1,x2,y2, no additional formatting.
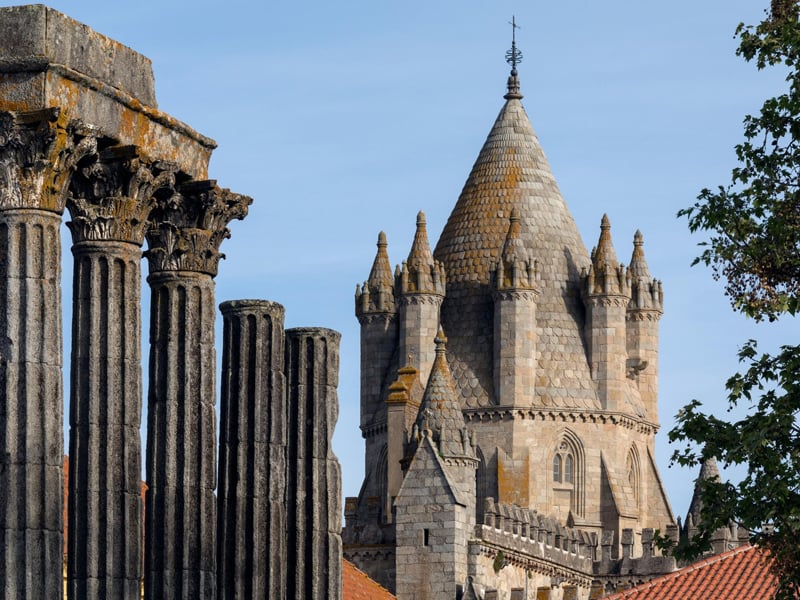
367,230,394,290
629,229,651,280
407,210,434,269
592,213,619,271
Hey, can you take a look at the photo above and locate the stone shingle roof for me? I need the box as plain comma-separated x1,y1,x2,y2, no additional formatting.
413,328,473,458
602,545,777,600
433,73,598,409
342,558,396,600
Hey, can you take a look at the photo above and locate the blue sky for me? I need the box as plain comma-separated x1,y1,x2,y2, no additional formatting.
5,1,796,521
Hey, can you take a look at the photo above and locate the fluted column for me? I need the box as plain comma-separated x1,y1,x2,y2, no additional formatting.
66,150,175,599
144,181,251,600
217,300,286,600
0,108,89,599
285,328,342,600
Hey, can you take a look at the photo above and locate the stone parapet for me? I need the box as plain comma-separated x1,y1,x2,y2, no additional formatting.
480,499,596,572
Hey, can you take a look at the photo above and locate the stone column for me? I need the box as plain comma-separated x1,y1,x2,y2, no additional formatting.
143,181,250,600
65,149,175,599
217,300,287,600
0,109,89,599
285,328,343,600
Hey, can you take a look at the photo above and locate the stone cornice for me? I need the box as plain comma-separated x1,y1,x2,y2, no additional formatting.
626,308,663,322
356,312,397,326
462,406,659,435
0,60,216,151
361,420,387,439
0,108,95,212
583,294,630,309
492,288,540,302
144,180,252,276
472,537,594,588
397,294,443,306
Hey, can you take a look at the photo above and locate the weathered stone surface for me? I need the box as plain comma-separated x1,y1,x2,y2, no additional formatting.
0,5,156,105
0,209,64,600
217,300,287,600
144,271,218,600
145,180,251,277
66,238,144,599
285,328,343,600
0,6,215,179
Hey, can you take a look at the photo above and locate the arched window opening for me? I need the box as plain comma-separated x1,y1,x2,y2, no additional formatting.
553,454,562,482
551,431,585,518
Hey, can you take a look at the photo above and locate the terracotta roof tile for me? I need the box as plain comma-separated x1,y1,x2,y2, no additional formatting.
603,546,777,600
342,558,396,600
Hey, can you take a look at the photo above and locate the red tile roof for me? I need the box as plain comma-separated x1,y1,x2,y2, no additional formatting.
604,545,777,600
342,559,396,600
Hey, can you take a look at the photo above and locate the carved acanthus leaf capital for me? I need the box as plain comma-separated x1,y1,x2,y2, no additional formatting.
145,180,252,276
0,109,96,212
67,148,178,245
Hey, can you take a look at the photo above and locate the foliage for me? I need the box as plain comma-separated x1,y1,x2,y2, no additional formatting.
669,2,800,598
679,1,800,322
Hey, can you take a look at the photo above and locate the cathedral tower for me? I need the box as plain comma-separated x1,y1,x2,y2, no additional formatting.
345,27,677,596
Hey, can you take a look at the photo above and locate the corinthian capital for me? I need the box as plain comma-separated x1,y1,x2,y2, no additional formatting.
67,146,178,245
144,180,252,276
0,108,96,212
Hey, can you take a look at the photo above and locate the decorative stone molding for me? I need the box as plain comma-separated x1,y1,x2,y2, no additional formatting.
67,147,178,244
492,288,539,302
0,109,96,212
583,294,630,309
626,309,663,322
397,293,443,306
462,407,658,435
355,312,397,326
145,180,252,276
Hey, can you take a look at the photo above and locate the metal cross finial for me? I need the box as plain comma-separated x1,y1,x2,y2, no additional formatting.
505,15,523,73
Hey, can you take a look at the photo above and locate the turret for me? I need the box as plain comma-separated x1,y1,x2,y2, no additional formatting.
355,231,398,458
384,363,424,522
626,230,663,424
395,328,477,600
398,211,446,384
492,209,539,407
581,215,631,411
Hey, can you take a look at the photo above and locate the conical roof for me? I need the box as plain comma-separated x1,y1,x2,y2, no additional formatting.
433,72,598,409
413,328,473,458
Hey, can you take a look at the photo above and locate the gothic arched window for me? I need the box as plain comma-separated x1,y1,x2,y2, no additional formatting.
553,442,573,485
553,454,562,482
552,431,585,518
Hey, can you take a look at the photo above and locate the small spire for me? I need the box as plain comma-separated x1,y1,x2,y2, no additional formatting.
434,326,447,352
629,229,651,280
401,211,446,296
356,230,396,318
504,16,523,100
408,211,434,269
411,324,473,460
592,214,619,271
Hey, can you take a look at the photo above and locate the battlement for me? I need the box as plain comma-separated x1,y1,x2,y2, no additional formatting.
480,499,595,568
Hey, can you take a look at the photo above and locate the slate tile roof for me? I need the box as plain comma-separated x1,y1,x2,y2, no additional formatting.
433,76,599,410
342,558,396,600
603,545,777,600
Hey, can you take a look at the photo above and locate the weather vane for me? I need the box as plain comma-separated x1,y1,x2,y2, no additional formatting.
505,15,523,73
